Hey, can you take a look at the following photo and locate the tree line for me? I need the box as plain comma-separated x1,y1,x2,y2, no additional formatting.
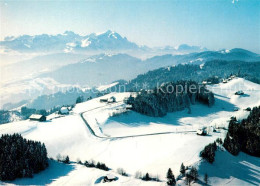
224,106,260,157
0,134,48,181
129,81,214,117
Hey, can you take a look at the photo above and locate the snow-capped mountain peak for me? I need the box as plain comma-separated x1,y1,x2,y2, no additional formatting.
0,30,140,53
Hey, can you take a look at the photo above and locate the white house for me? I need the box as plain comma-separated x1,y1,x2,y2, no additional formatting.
60,107,69,115
197,127,207,135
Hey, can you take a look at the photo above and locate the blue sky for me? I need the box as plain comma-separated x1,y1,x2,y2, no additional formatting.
0,0,259,52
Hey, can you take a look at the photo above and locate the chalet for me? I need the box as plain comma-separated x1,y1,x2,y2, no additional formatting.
60,107,69,115
223,79,228,83
235,90,244,95
29,114,46,122
103,174,117,182
108,96,116,103
197,127,207,136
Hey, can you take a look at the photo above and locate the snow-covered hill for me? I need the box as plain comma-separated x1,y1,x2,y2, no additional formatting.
0,78,259,185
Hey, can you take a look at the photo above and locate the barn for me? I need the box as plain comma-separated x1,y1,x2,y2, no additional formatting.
29,114,46,122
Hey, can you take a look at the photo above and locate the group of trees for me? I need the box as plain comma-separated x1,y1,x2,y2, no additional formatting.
185,166,199,186
178,163,200,186
130,81,214,117
56,154,70,164
76,159,109,171
0,134,48,181
166,164,202,186
224,106,260,157
200,142,217,163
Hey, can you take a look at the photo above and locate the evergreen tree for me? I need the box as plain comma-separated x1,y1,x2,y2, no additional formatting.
180,163,186,176
166,168,176,185
185,173,192,186
143,173,150,181
190,167,198,181
200,142,217,163
63,156,70,164
76,96,84,104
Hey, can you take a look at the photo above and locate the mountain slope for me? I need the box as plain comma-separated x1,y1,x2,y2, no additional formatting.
39,49,260,86
39,54,145,86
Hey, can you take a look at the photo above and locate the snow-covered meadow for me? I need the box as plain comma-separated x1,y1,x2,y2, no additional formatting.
0,78,260,185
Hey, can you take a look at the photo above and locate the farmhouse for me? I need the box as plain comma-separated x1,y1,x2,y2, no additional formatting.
29,114,46,122
235,90,244,95
222,79,228,83
60,107,69,115
197,127,207,136
103,174,117,182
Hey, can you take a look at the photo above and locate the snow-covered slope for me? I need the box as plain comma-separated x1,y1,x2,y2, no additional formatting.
0,78,259,185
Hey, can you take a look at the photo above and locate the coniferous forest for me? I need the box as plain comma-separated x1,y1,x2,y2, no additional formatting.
224,106,260,157
0,134,49,181
130,81,214,117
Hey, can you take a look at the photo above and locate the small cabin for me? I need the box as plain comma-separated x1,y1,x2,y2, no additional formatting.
108,96,116,103
235,90,244,95
197,127,207,136
29,114,46,122
103,174,117,182
60,107,69,115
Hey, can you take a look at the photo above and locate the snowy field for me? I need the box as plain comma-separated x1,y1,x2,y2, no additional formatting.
0,78,260,185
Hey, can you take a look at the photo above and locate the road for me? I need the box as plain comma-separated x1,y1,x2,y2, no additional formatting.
79,102,196,140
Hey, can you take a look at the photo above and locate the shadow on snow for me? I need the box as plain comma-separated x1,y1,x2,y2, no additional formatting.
5,160,75,185
198,151,260,185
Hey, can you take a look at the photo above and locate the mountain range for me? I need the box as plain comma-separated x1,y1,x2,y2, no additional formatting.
1,30,260,110
0,30,206,54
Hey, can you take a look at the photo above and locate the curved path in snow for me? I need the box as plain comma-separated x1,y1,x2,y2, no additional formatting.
79,102,196,139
